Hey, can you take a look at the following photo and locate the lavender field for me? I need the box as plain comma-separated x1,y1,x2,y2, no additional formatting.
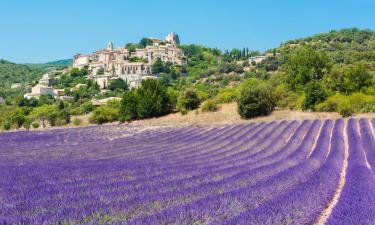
1,118,374,225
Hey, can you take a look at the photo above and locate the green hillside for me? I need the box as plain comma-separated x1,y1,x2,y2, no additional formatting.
46,59,72,66
0,28,374,131
0,59,42,89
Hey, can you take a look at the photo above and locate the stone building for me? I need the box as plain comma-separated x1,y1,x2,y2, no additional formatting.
24,74,54,99
73,32,186,88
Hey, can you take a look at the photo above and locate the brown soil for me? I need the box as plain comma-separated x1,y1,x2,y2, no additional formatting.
131,103,374,126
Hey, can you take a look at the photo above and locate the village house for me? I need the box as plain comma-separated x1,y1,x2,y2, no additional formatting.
24,74,71,100
73,32,186,88
24,74,54,99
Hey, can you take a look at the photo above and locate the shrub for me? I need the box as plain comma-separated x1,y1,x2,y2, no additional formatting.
136,79,171,118
73,118,82,126
302,81,327,111
3,121,11,130
167,88,179,112
80,102,95,114
89,106,118,124
180,108,188,116
315,92,375,115
237,80,276,119
215,87,239,103
177,89,201,111
31,122,40,129
23,117,32,131
9,108,26,129
30,105,59,128
201,100,219,112
315,93,346,112
119,91,138,123
338,103,353,117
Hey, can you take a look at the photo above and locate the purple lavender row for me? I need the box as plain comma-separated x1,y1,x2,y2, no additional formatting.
123,121,325,224
8,121,298,201
0,121,296,214
359,118,375,173
221,119,343,225
326,118,375,224
0,121,308,223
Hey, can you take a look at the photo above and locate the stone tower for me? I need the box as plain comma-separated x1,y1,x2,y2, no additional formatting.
107,42,113,51
165,32,180,45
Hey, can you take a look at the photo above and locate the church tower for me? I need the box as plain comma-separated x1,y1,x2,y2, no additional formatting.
165,32,180,45
107,42,113,51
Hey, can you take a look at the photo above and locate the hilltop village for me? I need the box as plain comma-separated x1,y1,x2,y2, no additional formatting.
73,32,186,88
23,32,189,100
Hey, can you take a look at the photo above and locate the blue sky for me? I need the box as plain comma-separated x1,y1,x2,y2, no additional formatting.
1,0,374,63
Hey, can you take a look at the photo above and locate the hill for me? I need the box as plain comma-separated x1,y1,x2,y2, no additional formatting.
45,59,72,66
0,59,42,89
0,28,374,131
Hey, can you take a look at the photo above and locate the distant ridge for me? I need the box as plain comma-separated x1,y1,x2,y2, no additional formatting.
46,59,72,66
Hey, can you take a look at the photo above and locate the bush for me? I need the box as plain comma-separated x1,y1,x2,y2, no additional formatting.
180,108,188,115
136,79,171,118
302,81,327,111
201,100,219,112
215,87,239,103
80,102,95,114
177,89,201,111
89,106,118,124
338,103,353,117
23,117,32,130
73,118,82,126
237,80,276,119
315,92,375,115
32,122,40,129
119,91,138,123
3,121,11,130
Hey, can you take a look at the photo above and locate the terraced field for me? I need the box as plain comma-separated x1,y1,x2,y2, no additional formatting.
0,118,374,224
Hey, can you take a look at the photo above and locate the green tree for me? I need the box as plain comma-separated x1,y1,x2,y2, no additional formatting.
285,46,331,91
136,79,171,118
177,89,201,111
97,67,105,75
237,80,276,119
152,58,165,74
89,106,118,124
30,105,58,128
119,91,138,122
9,108,26,128
345,62,373,93
139,38,153,48
108,79,128,91
302,81,327,111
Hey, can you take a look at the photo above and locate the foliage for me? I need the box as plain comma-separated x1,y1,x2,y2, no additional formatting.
237,79,276,119
201,100,219,112
72,118,82,126
30,105,59,128
177,89,201,111
315,92,375,116
136,79,171,118
302,81,327,111
89,105,119,124
31,122,40,129
152,58,165,74
119,91,138,122
108,79,128,91
214,87,239,103
139,38,153,48
70,67,88,78
284,46,331,91
0,60,42,89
